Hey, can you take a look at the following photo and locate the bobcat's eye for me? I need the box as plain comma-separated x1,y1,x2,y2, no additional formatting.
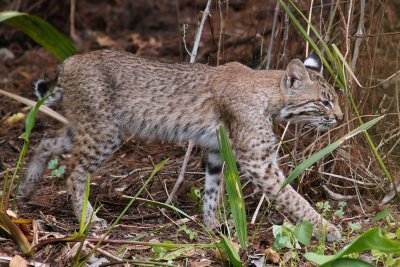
323,100,333,109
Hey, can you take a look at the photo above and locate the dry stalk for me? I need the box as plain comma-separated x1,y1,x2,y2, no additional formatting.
265,1,280,70
216,0,224,66
69,0,82,49
322,185,356,200
166,0,212,205
305,0,314,57
0,89,68,124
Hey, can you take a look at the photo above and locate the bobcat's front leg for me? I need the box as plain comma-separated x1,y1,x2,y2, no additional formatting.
231,118,341,242
250,160,341,242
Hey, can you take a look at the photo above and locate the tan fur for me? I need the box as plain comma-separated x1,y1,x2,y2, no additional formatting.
20,50,343,241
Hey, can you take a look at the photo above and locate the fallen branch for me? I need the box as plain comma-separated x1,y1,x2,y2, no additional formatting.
322,185,357,201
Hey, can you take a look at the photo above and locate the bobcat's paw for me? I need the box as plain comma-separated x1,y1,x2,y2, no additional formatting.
326,224,341,242
90,216,108,229
17,183,34,200
203,215,219,231
315,222,341,242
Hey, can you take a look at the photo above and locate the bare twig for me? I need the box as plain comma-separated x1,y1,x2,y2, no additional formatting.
189,0,212,64
266,1,280,70
166,0,212,205
322,185,357,201
69,0,81,48
0,89,68,124
305,0,314,56
216,0,224,66
87,243,122,262
350,0,365,74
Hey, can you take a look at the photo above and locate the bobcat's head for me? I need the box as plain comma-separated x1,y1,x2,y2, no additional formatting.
278,53,343,130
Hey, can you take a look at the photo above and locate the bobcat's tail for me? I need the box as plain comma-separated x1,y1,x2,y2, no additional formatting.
33,78,63,106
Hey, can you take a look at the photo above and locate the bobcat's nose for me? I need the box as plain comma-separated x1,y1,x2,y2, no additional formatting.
335,111,344,122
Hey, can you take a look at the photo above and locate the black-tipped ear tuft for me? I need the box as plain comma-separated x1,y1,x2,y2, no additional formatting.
33,78,49,99
304,52,323,73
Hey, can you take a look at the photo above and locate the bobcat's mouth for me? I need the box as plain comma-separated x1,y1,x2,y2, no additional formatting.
317,118,337,130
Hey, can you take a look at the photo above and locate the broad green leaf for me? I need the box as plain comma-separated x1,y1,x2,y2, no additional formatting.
294,221,313,246
373,208,392,222
279,116,383,193
219,234,243,267
218,126,247,248
328,258,375,267
0,11,75,61
305,227,400,266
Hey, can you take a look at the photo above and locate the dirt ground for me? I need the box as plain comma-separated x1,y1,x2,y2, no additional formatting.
0,0,399,266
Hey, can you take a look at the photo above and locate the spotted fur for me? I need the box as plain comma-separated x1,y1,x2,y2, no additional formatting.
19,50,343,241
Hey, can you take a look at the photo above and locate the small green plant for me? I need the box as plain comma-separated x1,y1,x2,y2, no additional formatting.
373,208,392,222
47,158,66,177
272,221,312,266
151,240,173,259
348,222,362,234
372,249,400,266
188,187,202,212
272,220,313,250
333,201,347,219
176,224,198,240
316,201,332,214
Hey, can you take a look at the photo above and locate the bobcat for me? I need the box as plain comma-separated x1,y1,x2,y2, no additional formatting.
19,50,343,241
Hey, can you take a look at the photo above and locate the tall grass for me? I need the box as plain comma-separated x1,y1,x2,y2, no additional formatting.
277,0,395,188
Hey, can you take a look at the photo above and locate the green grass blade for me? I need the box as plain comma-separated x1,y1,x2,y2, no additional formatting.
279,116,383,192
122,196,195,222
0,11,75,61
0,212,32,255
305,227,400,266
219,234,243,267
331,45,394,184
218,126,247,248
277,0,344,88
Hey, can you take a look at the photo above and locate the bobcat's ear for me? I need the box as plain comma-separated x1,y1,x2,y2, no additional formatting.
304,52,323,74
283,59,310,93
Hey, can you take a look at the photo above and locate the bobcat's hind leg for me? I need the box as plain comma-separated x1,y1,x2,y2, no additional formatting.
67,124,122,228
19,128,73,198
203,150,222,229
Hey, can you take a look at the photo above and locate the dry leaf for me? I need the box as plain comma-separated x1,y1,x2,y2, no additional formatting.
6,209,18,218
4,113,25,125
96,35,116,47
188,258,215,267
264,248,280,264
9,255,27,267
